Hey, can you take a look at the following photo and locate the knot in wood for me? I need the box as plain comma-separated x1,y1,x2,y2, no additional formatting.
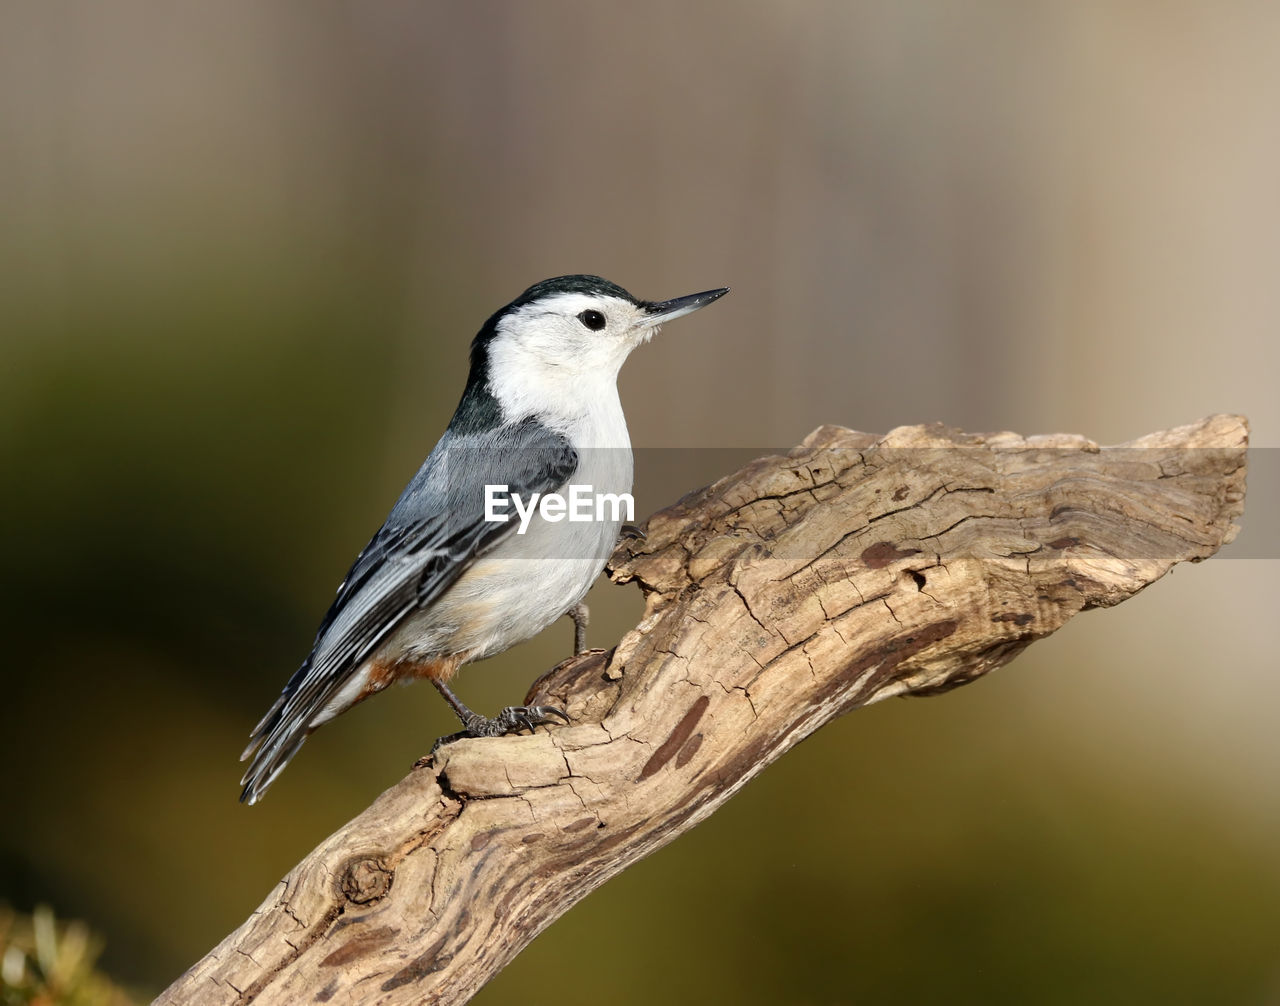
340,856,392,905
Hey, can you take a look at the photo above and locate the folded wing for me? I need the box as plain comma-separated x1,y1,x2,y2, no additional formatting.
239,418,577,803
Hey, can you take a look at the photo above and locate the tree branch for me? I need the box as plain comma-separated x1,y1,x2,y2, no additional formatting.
156,415,1248,1005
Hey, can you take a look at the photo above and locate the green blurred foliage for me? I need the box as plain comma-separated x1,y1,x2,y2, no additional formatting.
0,905,135,1006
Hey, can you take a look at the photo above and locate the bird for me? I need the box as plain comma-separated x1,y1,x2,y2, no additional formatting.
239,275,729,803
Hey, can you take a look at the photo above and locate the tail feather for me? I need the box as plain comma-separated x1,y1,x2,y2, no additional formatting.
239,728,309,805
240,648,334,803
243,691,289,754
239,683,312,804
240,656,369,802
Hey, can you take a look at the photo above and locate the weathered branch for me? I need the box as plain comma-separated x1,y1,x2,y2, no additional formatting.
157,415,1247,1005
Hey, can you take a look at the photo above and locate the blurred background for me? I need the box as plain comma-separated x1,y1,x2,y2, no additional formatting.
3,2,1278,1002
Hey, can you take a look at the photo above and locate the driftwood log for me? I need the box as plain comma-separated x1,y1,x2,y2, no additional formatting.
157,415,1247,1005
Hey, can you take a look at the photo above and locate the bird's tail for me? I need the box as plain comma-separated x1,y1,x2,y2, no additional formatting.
238,689,311,805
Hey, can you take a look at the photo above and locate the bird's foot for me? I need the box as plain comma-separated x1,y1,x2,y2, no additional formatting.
423,703,571,760
464,704,570,737
422,677,570,763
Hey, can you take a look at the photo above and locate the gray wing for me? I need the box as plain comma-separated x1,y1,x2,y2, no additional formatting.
239,418,578,803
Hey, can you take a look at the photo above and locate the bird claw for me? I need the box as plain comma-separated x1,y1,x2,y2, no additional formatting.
462,704,570,738
423,678,572,762
423,703,570,763
619,523,647,541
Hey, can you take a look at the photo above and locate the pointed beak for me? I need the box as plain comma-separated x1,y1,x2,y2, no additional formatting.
637,286,730,328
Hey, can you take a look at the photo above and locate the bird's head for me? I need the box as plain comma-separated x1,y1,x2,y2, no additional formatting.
469,275,728,427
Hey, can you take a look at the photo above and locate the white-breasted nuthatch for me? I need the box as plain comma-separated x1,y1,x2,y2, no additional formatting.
239,275,728,803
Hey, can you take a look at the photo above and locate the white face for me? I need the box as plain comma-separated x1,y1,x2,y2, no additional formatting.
497,292,656,374
486,292,659,427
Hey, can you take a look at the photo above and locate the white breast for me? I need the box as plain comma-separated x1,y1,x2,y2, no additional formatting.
385,386,633,664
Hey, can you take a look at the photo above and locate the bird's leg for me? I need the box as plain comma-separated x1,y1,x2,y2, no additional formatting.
556,531,644,660
566,602,589,656
428,676,568,747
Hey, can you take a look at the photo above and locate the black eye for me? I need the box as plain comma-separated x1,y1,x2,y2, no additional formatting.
578,309,606,331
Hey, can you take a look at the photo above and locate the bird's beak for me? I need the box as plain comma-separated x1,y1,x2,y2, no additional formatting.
637,287,730,328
